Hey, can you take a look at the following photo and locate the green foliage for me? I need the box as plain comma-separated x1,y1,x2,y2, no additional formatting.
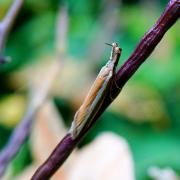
81,111,180,180
10,141,32,176
0,0,179,179
0,126,11,149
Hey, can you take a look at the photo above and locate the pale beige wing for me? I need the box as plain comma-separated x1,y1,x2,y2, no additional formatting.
70,65,114,139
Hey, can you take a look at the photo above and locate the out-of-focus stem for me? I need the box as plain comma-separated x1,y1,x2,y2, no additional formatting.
0,0,23,63
0,5,68,178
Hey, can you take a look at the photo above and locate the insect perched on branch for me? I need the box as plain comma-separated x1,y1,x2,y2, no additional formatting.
70,42,122,139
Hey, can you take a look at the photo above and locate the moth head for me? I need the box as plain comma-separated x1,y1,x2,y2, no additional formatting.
112,42,122,55
105,42,122,66
111,42,122,66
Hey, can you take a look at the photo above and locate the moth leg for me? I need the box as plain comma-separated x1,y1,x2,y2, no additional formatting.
109,77,122,101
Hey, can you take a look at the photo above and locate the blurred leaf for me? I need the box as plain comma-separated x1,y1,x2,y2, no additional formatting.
1,11,55,73
110,83,170,125
0,0,12,19
0,94,26,128
81,111,180,180
121,5,157,41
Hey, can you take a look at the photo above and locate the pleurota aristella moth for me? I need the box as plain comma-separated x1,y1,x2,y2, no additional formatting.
70,42,122,139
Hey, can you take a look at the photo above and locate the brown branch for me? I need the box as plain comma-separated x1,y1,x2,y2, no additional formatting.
31,0,180,179
0,0,23,63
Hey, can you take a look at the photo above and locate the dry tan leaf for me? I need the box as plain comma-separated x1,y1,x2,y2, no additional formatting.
31,100,76,180
15,130,134,179
14,100,77,180
31,100,67,163
66,132,135,180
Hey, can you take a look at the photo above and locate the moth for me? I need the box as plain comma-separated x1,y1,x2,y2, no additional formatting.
70,42,122,139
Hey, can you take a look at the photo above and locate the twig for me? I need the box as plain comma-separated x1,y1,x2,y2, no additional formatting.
0,63,58,177
86,0,121,63
31,0,180,179
0,5,68,177
56,6,68,56
0,108,35,177
0,0,23,63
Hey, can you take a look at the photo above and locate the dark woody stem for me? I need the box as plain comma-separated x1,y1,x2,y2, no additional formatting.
31,0,180,179
116,0,180,88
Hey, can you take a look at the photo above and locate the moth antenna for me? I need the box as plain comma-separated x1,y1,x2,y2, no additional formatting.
105,43,112,47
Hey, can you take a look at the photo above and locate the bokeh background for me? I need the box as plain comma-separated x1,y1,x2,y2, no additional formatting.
0,0,180,179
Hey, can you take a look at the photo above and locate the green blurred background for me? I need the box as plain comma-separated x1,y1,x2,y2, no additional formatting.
0,0,180,179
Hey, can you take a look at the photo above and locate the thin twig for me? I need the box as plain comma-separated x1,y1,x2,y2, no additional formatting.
56,6,68,56
0,63,58,177
31,0,180,179
0,0,23,63
86,0,121,63
0,5,68,177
